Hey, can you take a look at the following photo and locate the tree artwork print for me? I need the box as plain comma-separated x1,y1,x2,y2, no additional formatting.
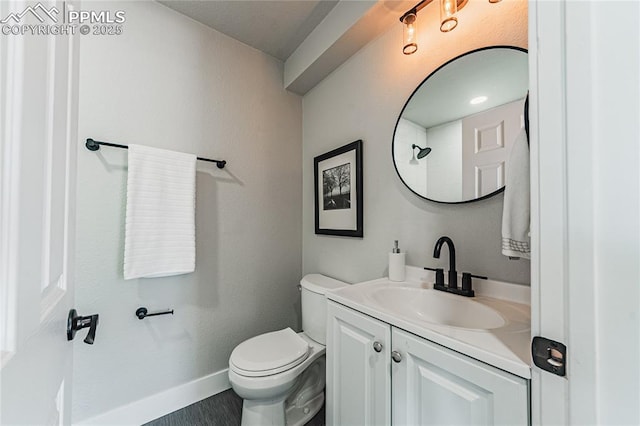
322,163,351,210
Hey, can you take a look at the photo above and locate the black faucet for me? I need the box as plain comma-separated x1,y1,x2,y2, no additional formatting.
426,236,485,297
433,236,457,290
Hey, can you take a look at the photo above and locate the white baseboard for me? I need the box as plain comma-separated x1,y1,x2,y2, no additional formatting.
76,368,231,426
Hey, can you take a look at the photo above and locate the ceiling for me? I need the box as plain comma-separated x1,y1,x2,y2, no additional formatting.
158,0,339,61
157,0,414,94
401,48,529,129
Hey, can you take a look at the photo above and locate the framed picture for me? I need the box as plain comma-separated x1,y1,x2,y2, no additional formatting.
314,140,363,237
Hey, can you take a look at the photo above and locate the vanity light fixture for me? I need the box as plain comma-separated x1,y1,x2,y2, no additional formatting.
470,96,488,105
401,0,507,55
412,144,432,159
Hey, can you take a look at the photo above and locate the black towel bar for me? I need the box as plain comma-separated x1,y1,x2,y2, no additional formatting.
85,138,226,169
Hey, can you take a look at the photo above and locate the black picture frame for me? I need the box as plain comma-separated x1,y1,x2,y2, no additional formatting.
314,140,363,237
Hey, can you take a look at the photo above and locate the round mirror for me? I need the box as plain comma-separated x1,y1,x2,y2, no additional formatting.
392,46,528,204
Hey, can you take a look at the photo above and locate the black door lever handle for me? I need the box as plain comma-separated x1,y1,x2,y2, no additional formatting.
67,309,99,345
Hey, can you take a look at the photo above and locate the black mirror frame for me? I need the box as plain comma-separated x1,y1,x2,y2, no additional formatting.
391,45,528,205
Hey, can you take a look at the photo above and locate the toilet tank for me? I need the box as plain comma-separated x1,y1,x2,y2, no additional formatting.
300,274,347,345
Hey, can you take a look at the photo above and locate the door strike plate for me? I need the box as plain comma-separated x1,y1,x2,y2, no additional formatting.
531,336,566,377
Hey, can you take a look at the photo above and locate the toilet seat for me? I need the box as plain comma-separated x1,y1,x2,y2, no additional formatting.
230,328,310,377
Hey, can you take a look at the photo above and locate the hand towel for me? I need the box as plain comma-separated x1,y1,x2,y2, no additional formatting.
501,128,530,259
124,144,197,280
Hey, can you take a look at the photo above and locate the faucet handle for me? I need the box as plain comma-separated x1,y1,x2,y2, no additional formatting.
424,267,445,286
463,272,488,281
461,272,487,296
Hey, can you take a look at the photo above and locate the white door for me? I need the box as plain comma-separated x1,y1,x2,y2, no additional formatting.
461,99,524,199
530,1,640,425
0,0,80,424
391,328,528,426
326,301,391,426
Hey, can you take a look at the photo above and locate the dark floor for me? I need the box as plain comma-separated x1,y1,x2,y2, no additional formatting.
143,388,326,426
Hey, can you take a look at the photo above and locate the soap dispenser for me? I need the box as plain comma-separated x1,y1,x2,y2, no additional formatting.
389,240,406,282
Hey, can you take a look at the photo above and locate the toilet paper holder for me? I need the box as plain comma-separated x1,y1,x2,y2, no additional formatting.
136,307,174,320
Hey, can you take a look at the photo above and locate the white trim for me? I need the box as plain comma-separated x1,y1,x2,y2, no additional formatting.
529,0,572,424
40,30,56,294
0,10,24,360
76,369,231,426
528,1,542,423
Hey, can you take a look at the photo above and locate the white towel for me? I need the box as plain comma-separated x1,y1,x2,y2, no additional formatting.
501,129,530,259
123,144,197,280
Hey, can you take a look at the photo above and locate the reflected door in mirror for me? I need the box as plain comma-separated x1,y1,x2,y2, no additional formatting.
462,100,524,199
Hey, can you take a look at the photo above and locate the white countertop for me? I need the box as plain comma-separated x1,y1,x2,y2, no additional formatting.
326,266,532,379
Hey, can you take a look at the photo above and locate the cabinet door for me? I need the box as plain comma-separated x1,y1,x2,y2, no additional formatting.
327,301,391,426
392,328,529,426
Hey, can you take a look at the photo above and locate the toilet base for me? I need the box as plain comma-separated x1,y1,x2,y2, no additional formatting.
241,398,286,426
239,358,326,426
240,392,323,426
285,391,324,426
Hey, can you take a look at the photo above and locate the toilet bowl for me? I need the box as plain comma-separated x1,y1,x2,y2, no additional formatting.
228,274,347,426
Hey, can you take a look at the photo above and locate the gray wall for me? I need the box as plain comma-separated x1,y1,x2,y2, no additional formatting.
73,2,301,421
302,1,530,285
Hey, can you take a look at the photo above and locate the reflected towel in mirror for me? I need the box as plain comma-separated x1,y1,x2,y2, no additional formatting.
501,129,530,259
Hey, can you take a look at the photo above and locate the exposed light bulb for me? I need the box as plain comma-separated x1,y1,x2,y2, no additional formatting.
440,0,458,32
403,13,418,55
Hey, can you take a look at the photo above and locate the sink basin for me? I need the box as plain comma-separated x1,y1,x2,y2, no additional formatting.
367,287,506,330
326,274,532,379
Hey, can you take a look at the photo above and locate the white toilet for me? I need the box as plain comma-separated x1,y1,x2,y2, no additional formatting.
228,274,346,426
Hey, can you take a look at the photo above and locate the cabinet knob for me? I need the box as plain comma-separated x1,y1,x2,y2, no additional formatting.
391,351,402,363
373,341,383,352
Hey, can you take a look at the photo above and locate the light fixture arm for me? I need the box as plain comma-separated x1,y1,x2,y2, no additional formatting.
399,0,432,23
400,0,469,23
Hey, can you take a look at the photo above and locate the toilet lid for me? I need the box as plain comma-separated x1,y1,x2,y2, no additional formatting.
230,328,310,377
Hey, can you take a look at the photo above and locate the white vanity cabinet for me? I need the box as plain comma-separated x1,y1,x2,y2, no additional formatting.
392,327,529,425
327,301,530,426
326,300,391,425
